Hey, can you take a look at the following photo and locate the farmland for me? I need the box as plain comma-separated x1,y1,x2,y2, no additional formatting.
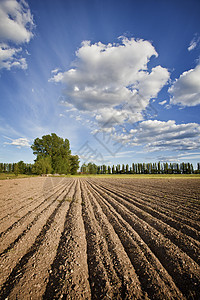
0,177,200,299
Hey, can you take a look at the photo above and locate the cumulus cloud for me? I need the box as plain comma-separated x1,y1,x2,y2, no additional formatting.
169,64,200,106
109,120,200,152
0,0,33,43
0,0,34,70
130,120,200,151
49,37,170,126
0,43,27,70
4,137,31,147
95,107,143,127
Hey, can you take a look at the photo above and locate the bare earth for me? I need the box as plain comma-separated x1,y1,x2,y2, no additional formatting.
0,177,199,299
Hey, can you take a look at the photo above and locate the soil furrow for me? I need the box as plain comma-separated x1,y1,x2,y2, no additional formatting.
88,180,200,299
0,177,199,299
0,181,74,299
81,180,141,299
81,180,147,300
0,178,68,238
8,190,71,299
87,180,185,300
96,180,200,239
0,177,51,217
43,179,91,300
0,180,74,286
92,180,200,264
0,180,74,256
100,179,200,220
97,179,200,225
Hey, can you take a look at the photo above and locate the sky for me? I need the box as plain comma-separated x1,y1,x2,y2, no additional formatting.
0,0,200,168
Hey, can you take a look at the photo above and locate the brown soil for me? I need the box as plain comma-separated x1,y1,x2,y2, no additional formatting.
0,177,200,299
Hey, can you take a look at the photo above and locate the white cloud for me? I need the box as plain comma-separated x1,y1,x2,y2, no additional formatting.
188,34,200,51
0,0,34,71
159,100,167,105
0,43,27,70
157,152,200,163
49,37,170,125
49,72,63,82
4,137,31,147
95,107,143,128
0,0,33,44
51,68,60,74
169,64,200,106
109,120,200,151
188,43,197,52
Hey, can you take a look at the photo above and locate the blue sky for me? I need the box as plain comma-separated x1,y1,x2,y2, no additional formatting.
0,0,200,168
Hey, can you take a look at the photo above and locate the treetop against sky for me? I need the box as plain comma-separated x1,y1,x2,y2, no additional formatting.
0,0,200,166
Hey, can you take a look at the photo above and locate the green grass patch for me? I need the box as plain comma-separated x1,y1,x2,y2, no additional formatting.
0,173,38,180
1,173,199,180
70,174,200,179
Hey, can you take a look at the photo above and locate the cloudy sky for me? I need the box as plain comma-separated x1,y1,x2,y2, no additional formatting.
0,0,200,167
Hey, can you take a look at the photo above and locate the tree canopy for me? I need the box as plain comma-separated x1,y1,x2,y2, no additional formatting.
31,133,79,175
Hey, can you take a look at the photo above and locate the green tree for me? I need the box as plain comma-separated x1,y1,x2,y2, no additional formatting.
146,163,150,174
152,163,157,174
8,163,12,173
32,157,52,175
88,163,98,174
3,163,8,172
132,163,135,174
138,163,142,174
31,133,75,175
117,164,121,173
70,155,79,175
108,166,111,174
158,161,161,174
135,164,138,174
142,163,146,174
17,161,26,174
102,165,107,174
164,163,169,174
112,165,115,174
0,163,4,173
14,163,19,176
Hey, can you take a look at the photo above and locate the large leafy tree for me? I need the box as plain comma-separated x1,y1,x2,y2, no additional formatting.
31,133,78,174
31,133,71,160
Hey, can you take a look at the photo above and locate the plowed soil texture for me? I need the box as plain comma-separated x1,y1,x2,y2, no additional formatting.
0,177,200,299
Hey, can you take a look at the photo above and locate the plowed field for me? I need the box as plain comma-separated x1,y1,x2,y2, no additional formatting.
0,177,199,299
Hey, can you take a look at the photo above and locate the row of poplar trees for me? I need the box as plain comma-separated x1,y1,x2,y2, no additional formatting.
81,162,200,174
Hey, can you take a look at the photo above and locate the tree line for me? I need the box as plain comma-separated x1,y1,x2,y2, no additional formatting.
0,161,33,175
80,162,200,174
1,133,200,176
